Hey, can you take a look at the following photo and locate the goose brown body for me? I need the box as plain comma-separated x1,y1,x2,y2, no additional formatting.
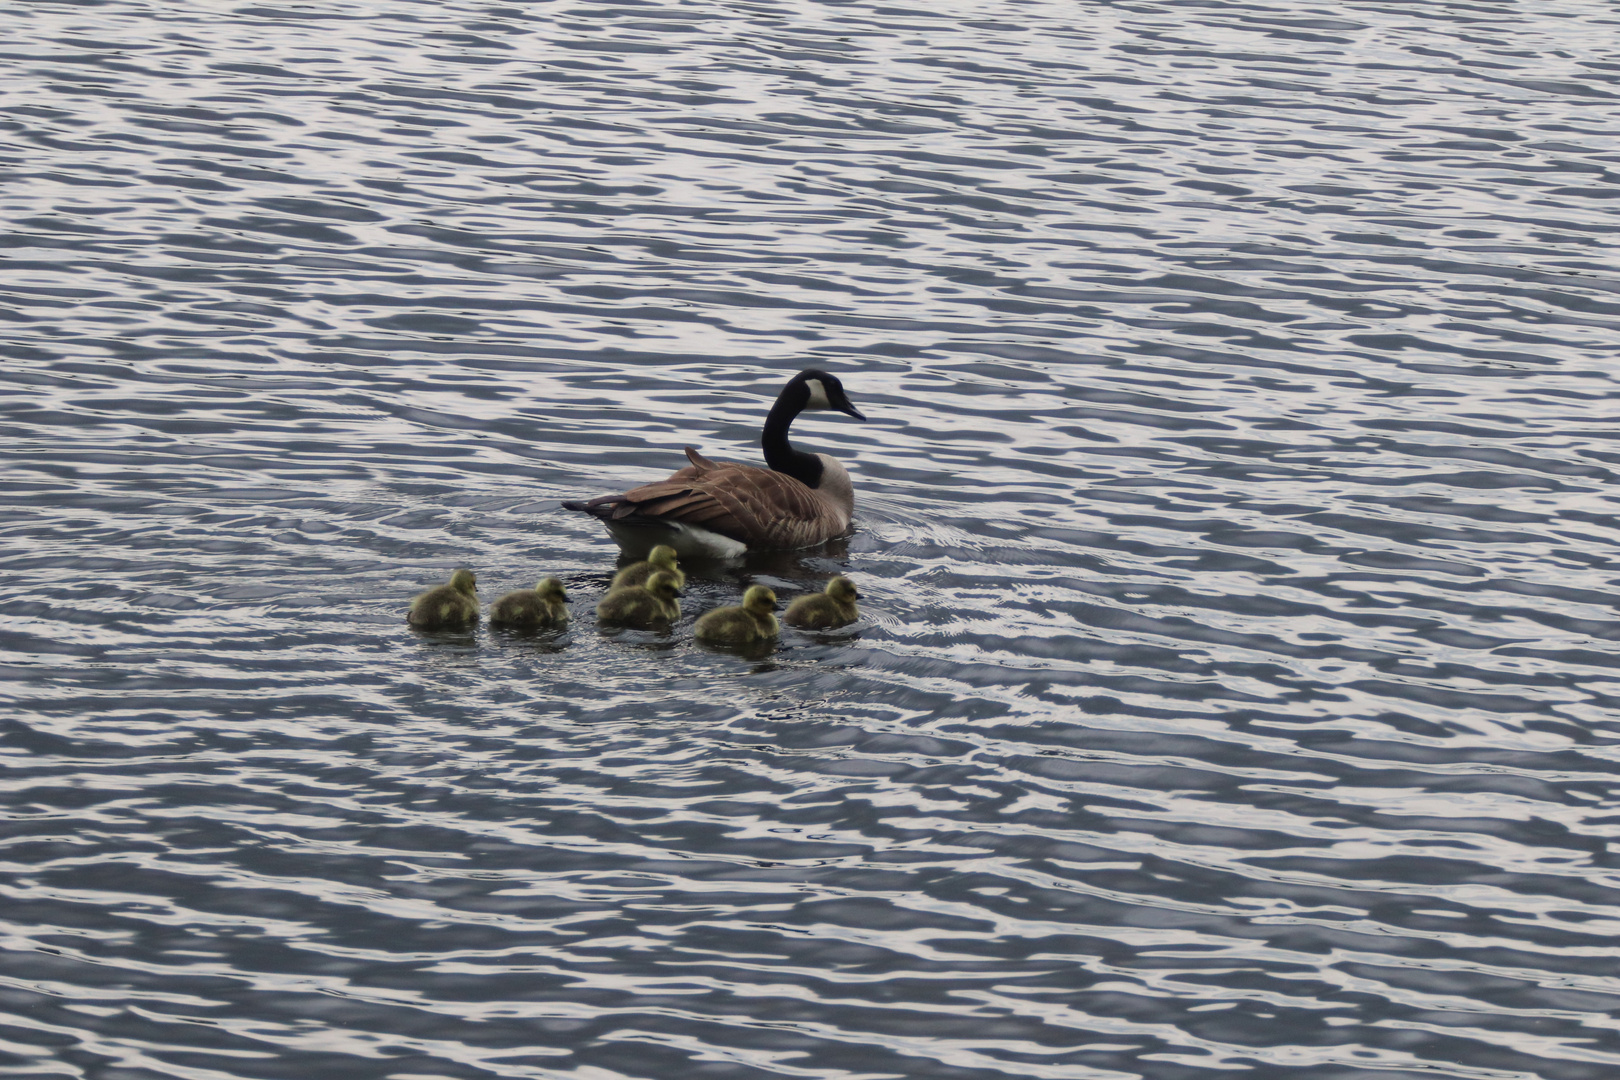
609,446,853,552
564,370,865,556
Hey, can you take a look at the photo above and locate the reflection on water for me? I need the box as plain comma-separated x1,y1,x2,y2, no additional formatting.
5,0,1620,1077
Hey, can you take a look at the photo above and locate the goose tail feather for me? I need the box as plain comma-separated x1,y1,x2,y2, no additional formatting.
562,496,678,532
683,446,719,471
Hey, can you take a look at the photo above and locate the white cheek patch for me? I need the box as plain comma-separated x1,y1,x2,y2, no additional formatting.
804,379,832,409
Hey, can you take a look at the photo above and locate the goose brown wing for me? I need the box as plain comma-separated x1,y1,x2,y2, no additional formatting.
617,461,840,547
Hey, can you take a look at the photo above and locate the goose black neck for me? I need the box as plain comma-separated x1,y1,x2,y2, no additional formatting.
762,389,825,488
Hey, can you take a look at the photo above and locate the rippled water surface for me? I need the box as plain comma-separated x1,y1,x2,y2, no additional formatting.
6,1,1620,1077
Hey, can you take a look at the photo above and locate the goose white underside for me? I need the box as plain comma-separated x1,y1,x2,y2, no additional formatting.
604,520,748,560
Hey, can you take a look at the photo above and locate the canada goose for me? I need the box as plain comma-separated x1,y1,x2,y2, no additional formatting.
407,569,478,630
783,575,859,630
563,369,866,557
596,570,683,628
610,544,685,591
489,577,569,630
694,585,780,645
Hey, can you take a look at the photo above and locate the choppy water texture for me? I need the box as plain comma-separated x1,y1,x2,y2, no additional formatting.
5,1,1620,1077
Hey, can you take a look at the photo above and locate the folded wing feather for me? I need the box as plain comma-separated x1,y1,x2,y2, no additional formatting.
611,448,842,549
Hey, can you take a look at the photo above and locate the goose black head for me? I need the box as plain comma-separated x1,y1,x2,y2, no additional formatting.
762,369,866,488
793,369,865,421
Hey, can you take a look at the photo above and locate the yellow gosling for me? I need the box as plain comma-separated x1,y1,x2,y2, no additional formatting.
489,577,569,630
610,544,685,592
694,585,780,645
596,570,682,629
407,569,478,631
782,575,859,630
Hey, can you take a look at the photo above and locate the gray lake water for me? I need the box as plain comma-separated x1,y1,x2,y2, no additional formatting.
5,1,1620,1078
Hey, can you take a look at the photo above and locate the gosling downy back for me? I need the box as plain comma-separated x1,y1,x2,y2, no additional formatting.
489,576,569,630
783,574,860,630
610,544,685,591
694,584,781,645
407,568,479,631
596,569,683,628
563,369,866,557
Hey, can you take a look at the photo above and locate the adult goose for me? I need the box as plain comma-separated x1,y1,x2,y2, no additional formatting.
563,369,866,558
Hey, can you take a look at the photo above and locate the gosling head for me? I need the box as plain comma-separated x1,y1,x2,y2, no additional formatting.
646,571,684,600
649,545,679,570
535,577,568,603
449,569,477,596
742,585,778,616
826,576,858,602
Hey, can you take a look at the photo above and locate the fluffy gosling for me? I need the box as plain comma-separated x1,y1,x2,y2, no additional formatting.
407,568,478,631
610,544,685,592
596,570,682,629
783,575,859,630
489,577,569,630
694,585,780,645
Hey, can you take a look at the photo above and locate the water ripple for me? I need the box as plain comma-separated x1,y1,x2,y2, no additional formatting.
5,0,1620,1077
